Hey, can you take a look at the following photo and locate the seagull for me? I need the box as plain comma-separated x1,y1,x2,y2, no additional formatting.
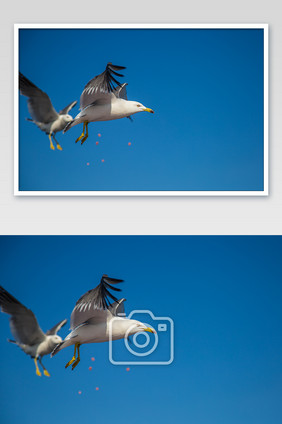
51,274,155,370
19,72,77,150
63,63,154,145
0,286,67,377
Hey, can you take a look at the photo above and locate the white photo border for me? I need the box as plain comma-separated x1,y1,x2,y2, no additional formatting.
14,23,269,197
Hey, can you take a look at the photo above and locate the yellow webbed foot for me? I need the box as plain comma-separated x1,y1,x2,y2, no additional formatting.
36,368,42,377
57,144,63,151
65,356,76,369
71,358,80,371
50,142,55,150
80,135,89,145
75,133,85,144
43,370,51,377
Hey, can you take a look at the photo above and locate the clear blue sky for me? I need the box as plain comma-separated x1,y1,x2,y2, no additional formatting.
18,28,264,191
0,236,281,423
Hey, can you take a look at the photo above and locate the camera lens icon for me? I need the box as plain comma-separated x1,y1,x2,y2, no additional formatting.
124,324,159,357
109,310,174,365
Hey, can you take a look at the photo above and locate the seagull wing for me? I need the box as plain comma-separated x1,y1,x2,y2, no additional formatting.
108,298,126,317
80,63,126,109
19,72,58,123
0,286,46,345
113,83,128,100
70,275,124,329
59,100,77,115
46,318,67,335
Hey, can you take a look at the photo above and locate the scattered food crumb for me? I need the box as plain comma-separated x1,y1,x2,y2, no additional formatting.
96,141,99,145
89,366,92,371
96,387,99,391
128,142,132,146
98,133,101,137
101,159,105,163
87,162,90,166
91,357,95,361
126,367,130,372
78,391,82,395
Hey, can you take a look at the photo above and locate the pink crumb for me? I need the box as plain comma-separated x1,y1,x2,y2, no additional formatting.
101,159,105,163
126,367,130,372
98,133,101,137
87,162,90,166
96,387,99,391
89,366,92,371
96,141,99,145
91,357,95,361
78,391,82,395
128,142,132,146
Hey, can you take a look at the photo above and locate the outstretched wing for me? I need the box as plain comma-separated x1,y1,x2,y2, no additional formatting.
80,63,126,110
70,275,124,329
0,286,45,345
59,100,77,115
46,318,67,335
19,72,58,123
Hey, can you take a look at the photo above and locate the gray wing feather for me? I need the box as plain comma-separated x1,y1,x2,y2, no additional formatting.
113,83,128,100
80,63,126,110
108,298,126,316
0,286,45,345
46,318,67,335
59,100,77,115
19,73,58,123
70,275,124,329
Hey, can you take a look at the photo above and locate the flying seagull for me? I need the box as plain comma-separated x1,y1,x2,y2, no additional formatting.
63,63,154,145
51,274,155,370
19,72,77,150
0,286,67,377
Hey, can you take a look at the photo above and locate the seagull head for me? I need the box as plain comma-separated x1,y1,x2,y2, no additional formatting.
48,334,63,348
127,319,156,335
128,101,154,115
62,114,74,123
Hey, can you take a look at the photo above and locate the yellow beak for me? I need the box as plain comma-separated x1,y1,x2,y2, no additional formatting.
143,107,154,114
144,327,156,333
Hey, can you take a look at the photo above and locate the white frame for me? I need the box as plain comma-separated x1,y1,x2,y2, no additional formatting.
14,23,269,196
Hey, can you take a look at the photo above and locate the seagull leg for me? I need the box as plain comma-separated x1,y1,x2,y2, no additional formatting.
75,122,86,144
65,343,78,369
38,357,50,377
71,343,81,370
34,357,41,377
53,134,63,151
80,122,89,145
49,133,55,150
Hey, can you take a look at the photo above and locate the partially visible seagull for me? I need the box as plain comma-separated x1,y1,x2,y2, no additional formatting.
51,274,155,370
63,63,154,145
0,286,67,377
19,72,77,150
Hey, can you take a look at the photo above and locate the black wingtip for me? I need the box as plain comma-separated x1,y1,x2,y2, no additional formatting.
107,62,126,70
101,275,124,284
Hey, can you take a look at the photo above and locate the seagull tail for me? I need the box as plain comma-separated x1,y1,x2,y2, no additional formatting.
51,337,75,357
51,341,65,357
63,119,78,133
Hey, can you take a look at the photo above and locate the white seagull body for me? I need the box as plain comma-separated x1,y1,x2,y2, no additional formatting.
0,286,67,377
19,72,77,150
51,275,155,370
63,63,154,145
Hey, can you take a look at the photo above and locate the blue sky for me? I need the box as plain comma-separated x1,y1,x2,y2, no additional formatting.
0,236,281,424
18,28,264,191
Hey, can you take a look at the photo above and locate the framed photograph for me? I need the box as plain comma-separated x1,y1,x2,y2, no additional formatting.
14,24,268,196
